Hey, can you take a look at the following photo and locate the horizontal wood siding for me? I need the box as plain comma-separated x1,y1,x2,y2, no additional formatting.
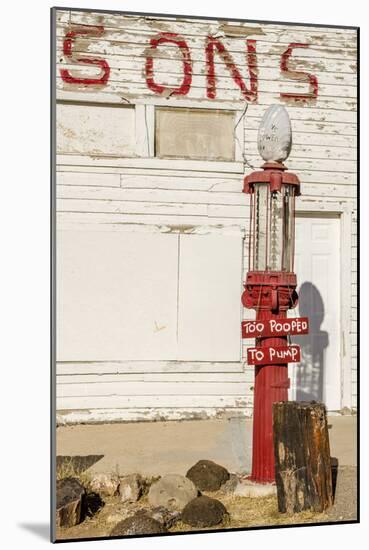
55,9,357,423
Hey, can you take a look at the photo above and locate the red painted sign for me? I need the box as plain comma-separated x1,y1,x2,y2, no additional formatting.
242,317,309,338
59,26,319,102
247,345,301,366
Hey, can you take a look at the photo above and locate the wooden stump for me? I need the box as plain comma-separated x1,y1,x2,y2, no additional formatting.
273,401,333,514
56,477,86,528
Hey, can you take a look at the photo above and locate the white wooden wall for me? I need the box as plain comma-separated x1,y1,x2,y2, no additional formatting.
54,9,357,423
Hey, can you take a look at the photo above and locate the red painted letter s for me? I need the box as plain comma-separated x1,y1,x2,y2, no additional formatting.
280,43,318,101
60,25,110,85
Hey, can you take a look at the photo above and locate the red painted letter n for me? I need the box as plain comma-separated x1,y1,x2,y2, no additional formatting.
205,37,258,102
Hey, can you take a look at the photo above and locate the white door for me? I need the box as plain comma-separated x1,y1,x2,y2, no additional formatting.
288,214,341,411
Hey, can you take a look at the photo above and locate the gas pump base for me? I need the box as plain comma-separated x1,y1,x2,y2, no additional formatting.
242,273,298,483
234,478,277,498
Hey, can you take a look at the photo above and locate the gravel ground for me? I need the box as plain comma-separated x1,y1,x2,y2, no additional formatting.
56,466,357,541
325,466,357,522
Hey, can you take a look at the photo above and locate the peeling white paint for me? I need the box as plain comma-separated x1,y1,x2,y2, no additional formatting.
54,9,357,421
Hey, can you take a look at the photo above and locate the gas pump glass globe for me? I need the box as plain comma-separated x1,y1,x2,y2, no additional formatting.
257,104,292,163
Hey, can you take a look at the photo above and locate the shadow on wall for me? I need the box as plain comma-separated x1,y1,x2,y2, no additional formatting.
292,282,329,403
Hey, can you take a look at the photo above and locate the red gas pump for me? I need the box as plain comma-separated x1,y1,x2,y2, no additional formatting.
242,105,308,483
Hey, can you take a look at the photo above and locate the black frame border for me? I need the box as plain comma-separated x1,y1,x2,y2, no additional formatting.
50,5,360,543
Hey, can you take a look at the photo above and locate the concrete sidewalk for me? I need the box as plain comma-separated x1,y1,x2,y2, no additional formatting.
56,415,357,477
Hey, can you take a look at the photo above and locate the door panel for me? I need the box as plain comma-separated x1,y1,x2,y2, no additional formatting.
288,214,341,411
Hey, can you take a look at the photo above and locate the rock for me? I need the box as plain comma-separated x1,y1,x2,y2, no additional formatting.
146,506,181,528
56,477,86,528
143,476,160,495
119,474,144,503
219,473,239,494
234,478,277,497
186,460,230,492
181,496,228,528
148,474,198,511
110,513,168,536
89,473,120,497
117,506,180,529
106,512,127,525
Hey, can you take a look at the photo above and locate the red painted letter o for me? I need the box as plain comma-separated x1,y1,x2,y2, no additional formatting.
145,33,192,96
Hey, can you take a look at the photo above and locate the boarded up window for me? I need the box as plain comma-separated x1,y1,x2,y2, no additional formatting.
177,234,242,361
155,108,235,160
57,230,242,362
57,231,179,361
56,103,136,156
